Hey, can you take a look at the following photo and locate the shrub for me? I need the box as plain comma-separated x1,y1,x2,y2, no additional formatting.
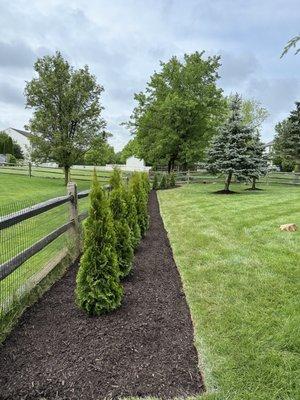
152,173,159,190
76,172,123,315
123,187,141,249
141,172,151,193
6,154,17,165
109,167,123,189
130,172,149,237
110,186,134,277
159,173,167,189
169,172,176,188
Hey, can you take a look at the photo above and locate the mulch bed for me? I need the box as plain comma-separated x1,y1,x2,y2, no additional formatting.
0,191,203,400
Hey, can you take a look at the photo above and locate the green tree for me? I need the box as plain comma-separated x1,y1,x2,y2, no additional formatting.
0,132,13,155
110,187,134,277
127,52,226,171
273,102,300,172
129,172,149,236
116,138,140,164
25,52,106,185
84,135,116,166
76,172,123,315
109,167,123,189
247,133,269,189
206,94,256,192
123,187,141,249
281,35,300,57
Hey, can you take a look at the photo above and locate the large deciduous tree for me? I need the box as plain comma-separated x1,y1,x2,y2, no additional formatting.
127,51,226,171
206,94,256,192
273,102,300,172
25,52,106,184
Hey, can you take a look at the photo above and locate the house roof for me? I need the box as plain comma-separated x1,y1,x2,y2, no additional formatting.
264,140,274,147
9,128,31,138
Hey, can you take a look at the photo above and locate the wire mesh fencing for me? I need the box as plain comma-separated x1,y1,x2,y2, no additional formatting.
0,197,70,314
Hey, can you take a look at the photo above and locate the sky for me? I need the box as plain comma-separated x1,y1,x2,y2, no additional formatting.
0,0,299,151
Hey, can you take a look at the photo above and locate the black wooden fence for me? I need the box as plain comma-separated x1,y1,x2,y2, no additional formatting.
0,183,92,315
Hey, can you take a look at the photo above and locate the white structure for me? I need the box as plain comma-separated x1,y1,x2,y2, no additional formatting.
264,140,274,155
2,127,32,159
105,156,151,172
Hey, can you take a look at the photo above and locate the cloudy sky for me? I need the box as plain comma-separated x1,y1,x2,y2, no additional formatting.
0,0,299,150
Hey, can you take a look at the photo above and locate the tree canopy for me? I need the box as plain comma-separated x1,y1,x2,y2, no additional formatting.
206,94,258,192
25,52,106,184
0,131,24,159
273,102,300,172
126,51,226,171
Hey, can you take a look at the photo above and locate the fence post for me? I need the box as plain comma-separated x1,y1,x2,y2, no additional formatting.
67,182,81,257
187,170,190,184
28,162,32,178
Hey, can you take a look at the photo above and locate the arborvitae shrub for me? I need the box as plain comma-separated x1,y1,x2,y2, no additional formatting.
76,172,123,316
152,173,159,190
109,167,123,189
159,173,167,189
169,172,176,188
141,172,151,193
110,186,134,277
130,172,149,237
124,187,141,249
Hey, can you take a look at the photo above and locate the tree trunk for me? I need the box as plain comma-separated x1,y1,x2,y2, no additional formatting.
167,159,172,174
64,166,70,186
224,171,232,191
252,177,256,190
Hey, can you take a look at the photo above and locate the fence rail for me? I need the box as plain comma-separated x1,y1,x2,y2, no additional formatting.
0,183,92,316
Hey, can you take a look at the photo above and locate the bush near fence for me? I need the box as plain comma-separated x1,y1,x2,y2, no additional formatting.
0,172,150,340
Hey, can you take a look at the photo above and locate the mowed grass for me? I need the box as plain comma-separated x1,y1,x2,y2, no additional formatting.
158,183,300,400
0,174,92,312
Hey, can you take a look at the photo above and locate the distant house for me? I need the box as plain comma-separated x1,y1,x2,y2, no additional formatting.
105,156,151,172
0,154,6,164
264,140,274,155
2,127,32,159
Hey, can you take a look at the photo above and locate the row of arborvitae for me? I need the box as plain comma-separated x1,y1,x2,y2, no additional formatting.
152,172,176,190
75,169,150,316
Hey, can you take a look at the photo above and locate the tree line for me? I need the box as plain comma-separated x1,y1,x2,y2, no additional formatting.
20,51,299,186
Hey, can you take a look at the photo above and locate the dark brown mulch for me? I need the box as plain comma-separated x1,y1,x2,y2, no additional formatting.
0,191,203,400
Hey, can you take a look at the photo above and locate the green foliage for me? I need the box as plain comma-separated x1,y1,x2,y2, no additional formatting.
0,132,23,159
84,135,116,166
123,187,141,249
159,174,168,189
126,51,226,169
76,172,123,315
152,173,159,190
25,51,106,185
6,154,17,165
206,94,257,191
115,138,140,164
281,35,300,57
109,167,123,189
273,102,300,172
110,187,134,277
141,172,151,193
129,172,149,237
169,172,176,188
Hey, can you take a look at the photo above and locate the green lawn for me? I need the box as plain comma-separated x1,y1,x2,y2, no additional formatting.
0,174,92,315
158,183,300,400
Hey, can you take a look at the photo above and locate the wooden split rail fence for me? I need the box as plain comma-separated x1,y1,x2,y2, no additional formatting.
0,183,97,316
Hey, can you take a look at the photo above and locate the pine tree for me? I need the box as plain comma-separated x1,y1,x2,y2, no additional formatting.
130,173,149,237
109,167,123,189
247,133,269,190
76,172,123,315
206,94,255,192
124,187,141,249
110,186,134,277
159,174,167,189
169,172,176,188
